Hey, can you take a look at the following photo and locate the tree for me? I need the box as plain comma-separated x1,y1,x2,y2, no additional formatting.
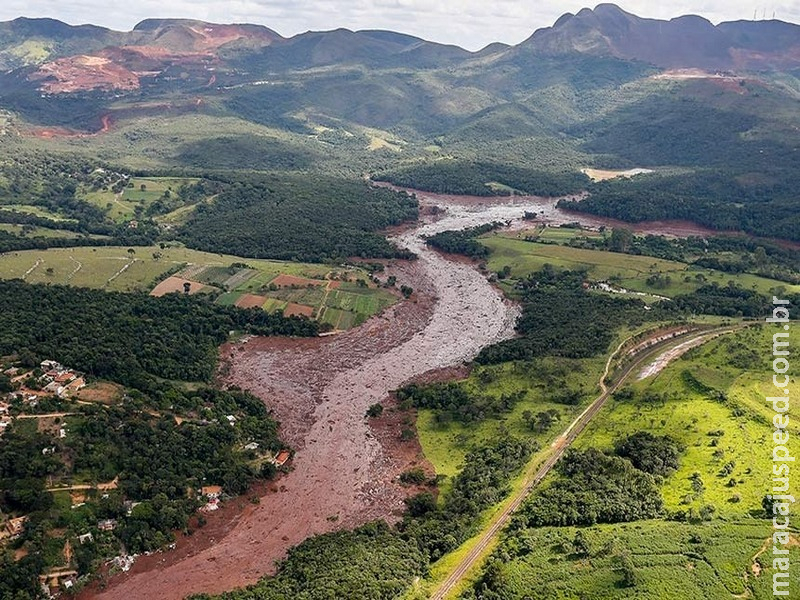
366,403,384,418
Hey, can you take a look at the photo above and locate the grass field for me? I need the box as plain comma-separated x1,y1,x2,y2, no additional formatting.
81,176,201,223
0,245,398,328
574,325,797,516
0,223,107,240
481,520,798,599
481,234,799,298
417,356,606,482
0,204,77,222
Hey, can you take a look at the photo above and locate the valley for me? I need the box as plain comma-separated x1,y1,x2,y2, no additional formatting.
0,4,798,600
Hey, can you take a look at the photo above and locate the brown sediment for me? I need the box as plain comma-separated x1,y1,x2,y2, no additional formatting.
82,196,522,600
82,185,752,600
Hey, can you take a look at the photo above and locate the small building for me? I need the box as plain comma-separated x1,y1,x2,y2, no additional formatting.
43,381,64,396
201,485,223,500
65,378,86,395
274,450,291,467
77,532,94,545
244,442,259,451
55,372,75,384
6,516,28,538
225,415,237,426
97,519,117,532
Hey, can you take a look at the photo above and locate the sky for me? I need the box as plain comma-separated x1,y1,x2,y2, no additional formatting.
0,1,797,51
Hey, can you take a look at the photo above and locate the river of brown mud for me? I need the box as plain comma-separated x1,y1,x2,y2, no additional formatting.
85,189,723,600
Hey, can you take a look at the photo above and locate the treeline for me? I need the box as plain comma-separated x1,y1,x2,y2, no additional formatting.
0,386,284,589
194,522,426,600
396,382,526,423
559,170,800,242
513,447,666,528
476,265,793,365
196,436,534,600
570,230,800,284
476,266,656,364
377,161,589,197
0,280,318,388
424,222,502,259
178,174,418,262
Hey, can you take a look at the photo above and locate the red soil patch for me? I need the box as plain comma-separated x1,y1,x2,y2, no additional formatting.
235,294,268,309
269,274,327,288
29,55,140,94
149,276,207,297
283,303,315,317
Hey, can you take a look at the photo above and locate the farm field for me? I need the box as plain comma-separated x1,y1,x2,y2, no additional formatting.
481,234,799,298
0,245,397,328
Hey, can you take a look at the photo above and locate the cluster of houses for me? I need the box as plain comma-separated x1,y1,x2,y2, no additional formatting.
0,360,86,437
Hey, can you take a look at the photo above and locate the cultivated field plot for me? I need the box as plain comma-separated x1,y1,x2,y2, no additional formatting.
150,276,210,296
0,245,399,329
483,235,799,298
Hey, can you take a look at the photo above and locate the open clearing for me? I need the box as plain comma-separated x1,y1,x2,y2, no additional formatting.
582,167,654,181
482,234,799,298
81,176,202,223
149,276,209,296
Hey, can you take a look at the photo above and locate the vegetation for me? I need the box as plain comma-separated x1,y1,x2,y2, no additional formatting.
0,383,285,591
0,280,318,388
475,266,657,364
178,175,418,262
424,223,501,259
378,161,589,197
196,436,533,600
515,447,665,528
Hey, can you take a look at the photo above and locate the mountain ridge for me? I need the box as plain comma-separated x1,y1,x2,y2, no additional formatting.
0,5,798,95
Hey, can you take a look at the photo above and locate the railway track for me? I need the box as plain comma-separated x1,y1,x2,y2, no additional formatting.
429,325,738,600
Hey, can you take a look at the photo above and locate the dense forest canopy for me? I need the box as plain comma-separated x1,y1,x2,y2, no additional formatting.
0,280,318,387
178,175,418,262
378,161,589,197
